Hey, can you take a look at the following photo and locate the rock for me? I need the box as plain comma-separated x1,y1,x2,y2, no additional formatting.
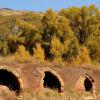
0,85,9,94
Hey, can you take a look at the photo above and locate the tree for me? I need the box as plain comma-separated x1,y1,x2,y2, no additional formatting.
72,46,91,65
80,46,91,64
51,36,64,61
8,34,25,53
16,20,41,53
42,9,74,59
60,5,99,44
0,32,9,56
86,31,100,62
33,43,45,61
62,37,80,62
15,45,31,63
42,9,58,41
2,42,9,56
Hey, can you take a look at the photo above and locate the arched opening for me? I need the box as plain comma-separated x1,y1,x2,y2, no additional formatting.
84,77,92,92
0,69,21,95
43,71,61,92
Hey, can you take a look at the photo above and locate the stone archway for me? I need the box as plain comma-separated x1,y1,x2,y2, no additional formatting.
0,66,23,96
84,77,93,92
41,68,64,93
43,71,62,92
75,74,95,94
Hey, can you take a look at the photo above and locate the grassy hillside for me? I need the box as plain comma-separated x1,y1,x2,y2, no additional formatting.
0,9,29,16
0,9,42,32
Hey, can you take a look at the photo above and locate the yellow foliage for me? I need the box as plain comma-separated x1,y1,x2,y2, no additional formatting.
16,20,37,33
72,46,91,65
81,46,91,64
86,33,100,62
72,55,81,65
33,43,45,61
51,36,64,61
15,45,31,63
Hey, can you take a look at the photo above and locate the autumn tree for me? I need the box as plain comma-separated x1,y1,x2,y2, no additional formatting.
15,45,31,63
16,20,41,53
42,9,74,59
60,5,99,44
51,36,64,61
2,42,9,56
81,46,91,64
62,37,80,62
33,43,45,61
86,29,100,62
0,5,99,64
8,33,25,53
0,32,9,56
72,46,91,65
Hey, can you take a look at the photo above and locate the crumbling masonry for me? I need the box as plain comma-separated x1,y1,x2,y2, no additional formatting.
0,63,99,98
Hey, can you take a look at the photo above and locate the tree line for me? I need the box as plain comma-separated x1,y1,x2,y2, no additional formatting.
0,5,100,64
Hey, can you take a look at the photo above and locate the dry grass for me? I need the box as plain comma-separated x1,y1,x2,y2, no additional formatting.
21,88,95,100
0,55,100,70
0,86,96,100
0,91,17,100
0,10,29,16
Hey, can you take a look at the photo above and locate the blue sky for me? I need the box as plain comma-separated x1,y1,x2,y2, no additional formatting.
0,0,100,11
